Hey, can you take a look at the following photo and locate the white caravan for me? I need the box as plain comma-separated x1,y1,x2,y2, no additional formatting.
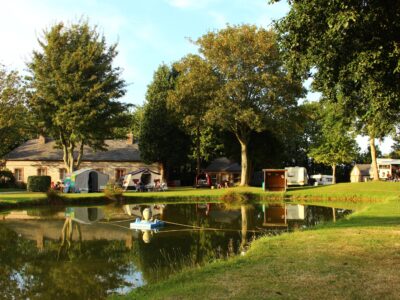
285,167,308,186
310,174,334,185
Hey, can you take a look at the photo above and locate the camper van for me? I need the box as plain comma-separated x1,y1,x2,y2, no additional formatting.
285,167,308,186
310,174,334,185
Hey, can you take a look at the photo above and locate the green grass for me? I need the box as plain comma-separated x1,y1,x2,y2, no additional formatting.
111,182,400,300
0,181,397,209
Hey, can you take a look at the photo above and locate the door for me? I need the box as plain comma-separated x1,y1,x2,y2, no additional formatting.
88,172,99,192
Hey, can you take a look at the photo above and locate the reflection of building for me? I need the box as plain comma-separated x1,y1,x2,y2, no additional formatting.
65,207,105,224
262,204,305,227
122,204,165,219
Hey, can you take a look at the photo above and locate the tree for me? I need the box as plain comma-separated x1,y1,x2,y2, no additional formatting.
168,54,220,175
275,0,400,180
309,102,358,184
27,21,127,173
196,25,304,185
139,64,190,181
0,65,34,158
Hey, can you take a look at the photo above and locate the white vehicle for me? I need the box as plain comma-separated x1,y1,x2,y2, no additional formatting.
285,167,308,186
310,174,334,185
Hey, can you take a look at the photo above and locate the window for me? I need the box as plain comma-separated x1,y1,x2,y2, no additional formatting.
37,168,47,176
14,168,23,182
115,168,126,181
59,168,67,180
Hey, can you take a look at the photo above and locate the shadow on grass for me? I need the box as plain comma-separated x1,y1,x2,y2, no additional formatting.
286,185,326,192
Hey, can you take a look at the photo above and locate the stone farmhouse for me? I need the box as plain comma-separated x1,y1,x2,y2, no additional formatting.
4,135,159,184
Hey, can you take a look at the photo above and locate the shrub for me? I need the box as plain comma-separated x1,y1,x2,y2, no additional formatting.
221,191,254,206
0,169,16,188
104,183,124,201
27,176,51,192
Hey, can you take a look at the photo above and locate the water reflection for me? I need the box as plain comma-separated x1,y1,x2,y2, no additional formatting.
0,203,352,299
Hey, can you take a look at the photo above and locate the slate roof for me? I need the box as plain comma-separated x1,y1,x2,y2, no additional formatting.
205,157,241,173
4,138,141,162
354,164,371,176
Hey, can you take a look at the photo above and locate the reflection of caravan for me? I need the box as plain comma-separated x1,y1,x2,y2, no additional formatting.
310,174,333,185
285,167,308,186
122,168,166,191
64,169,109,193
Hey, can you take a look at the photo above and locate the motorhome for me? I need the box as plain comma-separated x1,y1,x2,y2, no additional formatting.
310,174,334,185
285,167,308,186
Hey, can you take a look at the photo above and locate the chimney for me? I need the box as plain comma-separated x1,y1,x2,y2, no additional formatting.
38,135,47,145
126,133,134,145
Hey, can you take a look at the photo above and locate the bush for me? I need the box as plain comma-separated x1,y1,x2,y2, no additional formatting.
104,183,124,201
27,176,51,192
0,169,16,188
221,191,254,206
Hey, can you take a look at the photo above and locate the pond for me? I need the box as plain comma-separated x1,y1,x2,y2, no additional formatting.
0,203,352,299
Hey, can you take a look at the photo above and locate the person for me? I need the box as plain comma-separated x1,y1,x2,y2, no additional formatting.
224,180,229,188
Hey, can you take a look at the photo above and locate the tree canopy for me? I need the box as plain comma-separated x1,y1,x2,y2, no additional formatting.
275,0,400,180
195,25,304,185
27,21,128,172
0,65,34,158
139,64,190,181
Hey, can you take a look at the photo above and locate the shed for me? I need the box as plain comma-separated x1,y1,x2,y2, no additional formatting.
65,169,109,193
262,169,287,192
205,157,241,185
350,164,371,182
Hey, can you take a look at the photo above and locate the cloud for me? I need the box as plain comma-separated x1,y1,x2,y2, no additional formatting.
208,11,227,28
165,0,218,9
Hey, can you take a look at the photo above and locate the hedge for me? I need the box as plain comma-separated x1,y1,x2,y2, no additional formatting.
27,176,51,192
0,169,16,188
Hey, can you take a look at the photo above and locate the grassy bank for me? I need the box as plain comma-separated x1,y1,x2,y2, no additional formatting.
114,182,400,299
1,182,396,210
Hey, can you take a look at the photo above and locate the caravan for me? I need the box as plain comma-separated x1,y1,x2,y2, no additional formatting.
310,174,334,185
285,167,308,186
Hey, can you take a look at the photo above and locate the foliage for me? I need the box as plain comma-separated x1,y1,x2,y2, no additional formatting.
168,54,220,174
309,102,359,183
194,25,304,185
27,20,128,173
0,169,16,188
112,105,143,139
0,65,35,158
275,0,400,180
27,176,51,192
104,183,123,201
139,64,191,180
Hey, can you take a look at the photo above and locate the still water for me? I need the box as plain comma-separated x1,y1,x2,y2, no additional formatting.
0,203,351,299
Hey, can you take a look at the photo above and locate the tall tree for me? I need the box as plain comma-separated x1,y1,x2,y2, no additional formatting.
196,25,304,185
275,0,400,180
168,54,220,175
27,21,127,173
309,102,358,184
0,65,34,158
139,64,190,181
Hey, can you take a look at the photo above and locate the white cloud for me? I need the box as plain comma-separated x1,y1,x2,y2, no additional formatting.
208,11,227,28
165,0,218,9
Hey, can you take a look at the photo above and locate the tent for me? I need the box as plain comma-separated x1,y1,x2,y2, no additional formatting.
122,168,165,191
64,168,109,193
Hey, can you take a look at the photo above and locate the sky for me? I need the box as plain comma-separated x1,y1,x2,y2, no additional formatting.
0,0,394,153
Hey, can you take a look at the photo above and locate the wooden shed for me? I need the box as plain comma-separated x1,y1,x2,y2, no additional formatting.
262,169,287,192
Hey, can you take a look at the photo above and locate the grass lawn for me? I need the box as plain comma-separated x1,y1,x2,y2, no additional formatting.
111,182,400,300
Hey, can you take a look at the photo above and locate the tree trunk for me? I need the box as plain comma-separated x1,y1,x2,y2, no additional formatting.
238,137,249,186
75,142,84,170
370,135,380,181
159,162,166,183
331,164,336,184
196,126,201,176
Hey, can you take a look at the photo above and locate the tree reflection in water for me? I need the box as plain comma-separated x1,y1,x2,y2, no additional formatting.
0,203,352,299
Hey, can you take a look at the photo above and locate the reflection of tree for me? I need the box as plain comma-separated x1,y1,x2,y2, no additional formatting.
0,224,137,299
240,205,255,254
58,217,82,260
